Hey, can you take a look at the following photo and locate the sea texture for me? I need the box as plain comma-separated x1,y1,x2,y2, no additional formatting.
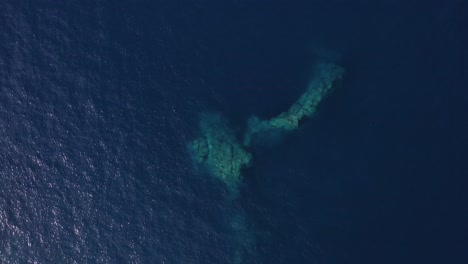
1,1,467,264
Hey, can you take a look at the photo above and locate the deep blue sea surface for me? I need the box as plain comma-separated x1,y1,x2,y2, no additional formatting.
1,1,467,263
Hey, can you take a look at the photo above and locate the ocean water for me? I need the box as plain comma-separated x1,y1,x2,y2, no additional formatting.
1,1,467,263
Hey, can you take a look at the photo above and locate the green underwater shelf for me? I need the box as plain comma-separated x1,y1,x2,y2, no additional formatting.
188,113,252,194
244,63,345,146
188,62,344,195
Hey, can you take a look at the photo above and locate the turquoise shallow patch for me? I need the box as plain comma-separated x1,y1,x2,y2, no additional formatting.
188,113,252,195
189,63,344,197
243,63,345,146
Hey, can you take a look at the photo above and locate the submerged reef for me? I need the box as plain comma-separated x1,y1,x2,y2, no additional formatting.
230,213,255,264
243,63,345,146
188,62,344,264
189,62,344,194
188,113,252,194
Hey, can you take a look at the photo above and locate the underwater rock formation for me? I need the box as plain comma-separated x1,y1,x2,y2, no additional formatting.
188,62,344,264
188,113,252,194
189,63,344,195
243,63,345,146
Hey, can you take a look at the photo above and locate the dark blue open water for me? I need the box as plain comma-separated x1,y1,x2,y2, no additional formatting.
1,1,467,263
